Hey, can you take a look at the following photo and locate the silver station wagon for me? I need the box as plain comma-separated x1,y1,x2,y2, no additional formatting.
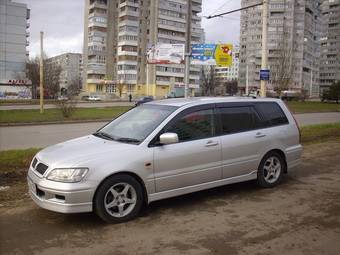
27,97,303,223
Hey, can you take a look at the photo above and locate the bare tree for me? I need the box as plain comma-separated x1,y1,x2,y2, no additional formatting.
44,61,62,99
225,80,238,95
270,31,294,97
25,56,62,99
201,66,217,96
117,81,124,98
67,79,81,97
26,58,40,99
55,79,79,118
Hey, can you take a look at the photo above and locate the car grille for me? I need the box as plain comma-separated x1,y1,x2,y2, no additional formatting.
35,163,49,175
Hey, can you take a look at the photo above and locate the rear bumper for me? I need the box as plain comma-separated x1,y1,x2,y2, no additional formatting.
286,144,303,171
27,169,95,213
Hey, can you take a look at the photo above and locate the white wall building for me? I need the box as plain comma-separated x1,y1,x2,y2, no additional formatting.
0,0,31,98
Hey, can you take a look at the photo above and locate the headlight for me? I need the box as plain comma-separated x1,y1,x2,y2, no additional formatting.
46,168,89,183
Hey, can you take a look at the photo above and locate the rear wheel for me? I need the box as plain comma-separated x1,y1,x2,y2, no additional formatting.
257,152,285,188
94,174,144,223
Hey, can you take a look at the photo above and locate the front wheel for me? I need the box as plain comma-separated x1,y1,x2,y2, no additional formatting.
94,174,144,223
257,152,285,188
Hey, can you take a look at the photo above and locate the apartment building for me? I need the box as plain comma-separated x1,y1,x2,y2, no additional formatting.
215,45,240,83
319,0,340,93
45,53,83,95
0,0,31,98
83,0,204,99
239,0,322,97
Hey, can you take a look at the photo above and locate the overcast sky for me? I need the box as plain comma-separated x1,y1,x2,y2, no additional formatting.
16,0,241,57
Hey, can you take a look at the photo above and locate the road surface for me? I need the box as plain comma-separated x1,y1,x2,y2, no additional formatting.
1,112,340,150
0,101,134,110
1,141,340,255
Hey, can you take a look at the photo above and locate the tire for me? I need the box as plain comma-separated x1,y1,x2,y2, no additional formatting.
94,174,144,223
257,151,285,188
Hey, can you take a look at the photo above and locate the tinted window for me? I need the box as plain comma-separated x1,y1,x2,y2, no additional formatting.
218,106,255,134
165,109,214,142
255,102,288,127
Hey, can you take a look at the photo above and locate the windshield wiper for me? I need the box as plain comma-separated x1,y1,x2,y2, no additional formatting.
115,137,141,144
93,131,115,141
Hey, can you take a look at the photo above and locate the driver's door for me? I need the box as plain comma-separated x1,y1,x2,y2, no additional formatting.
152,105,222,192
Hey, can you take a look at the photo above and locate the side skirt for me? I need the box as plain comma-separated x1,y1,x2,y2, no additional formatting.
148,171,257,203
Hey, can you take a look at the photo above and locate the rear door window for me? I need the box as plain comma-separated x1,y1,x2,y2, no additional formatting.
254,102,289,127
217,106,257,134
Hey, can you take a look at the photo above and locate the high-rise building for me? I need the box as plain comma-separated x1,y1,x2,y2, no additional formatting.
83,0,204,99
319,0,340,93
215,45,240,83
239,0,322,97
45,53,83,95
0,0,31,98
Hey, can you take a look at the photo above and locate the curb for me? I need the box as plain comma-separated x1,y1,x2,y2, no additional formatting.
0,119,112,127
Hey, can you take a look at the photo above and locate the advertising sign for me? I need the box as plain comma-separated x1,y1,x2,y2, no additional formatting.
147,44,185,64
191,44,233,67
260,69,270,81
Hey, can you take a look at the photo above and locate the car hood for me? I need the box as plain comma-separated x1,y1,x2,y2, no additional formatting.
36,135,135,168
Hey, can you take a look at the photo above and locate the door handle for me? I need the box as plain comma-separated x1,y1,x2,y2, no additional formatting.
205,140,219,147
255,132,266,138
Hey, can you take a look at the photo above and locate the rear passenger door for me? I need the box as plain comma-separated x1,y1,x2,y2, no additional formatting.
216,104,267,179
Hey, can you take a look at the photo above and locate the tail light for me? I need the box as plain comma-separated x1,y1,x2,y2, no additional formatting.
285,102,301,144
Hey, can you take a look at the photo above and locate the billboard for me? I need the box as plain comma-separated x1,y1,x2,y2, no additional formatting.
191,44,233,67
147,44,185,64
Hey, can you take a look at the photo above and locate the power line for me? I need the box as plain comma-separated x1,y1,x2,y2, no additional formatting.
206,2,264,19
207,0,234,17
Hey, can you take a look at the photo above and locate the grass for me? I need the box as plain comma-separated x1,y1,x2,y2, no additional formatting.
0,106,131,124
0,148,40,173
300,122,340,144
1,123,339,174
286,101,340,114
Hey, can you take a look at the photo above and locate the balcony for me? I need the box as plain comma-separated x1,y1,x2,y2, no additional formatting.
87,63,106,75
88,49,106,56
89,1,107,10
88,21,107,28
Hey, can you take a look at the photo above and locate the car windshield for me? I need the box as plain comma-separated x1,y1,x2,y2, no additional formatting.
95,104,177,144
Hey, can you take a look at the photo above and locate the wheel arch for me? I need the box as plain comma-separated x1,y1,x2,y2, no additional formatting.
92,171,149,210
261,149,287,173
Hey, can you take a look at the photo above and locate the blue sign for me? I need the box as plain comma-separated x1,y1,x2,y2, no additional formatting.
260,69,270,81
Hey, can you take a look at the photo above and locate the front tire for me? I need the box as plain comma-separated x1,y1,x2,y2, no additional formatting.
257,152,285,188
94,174,144,223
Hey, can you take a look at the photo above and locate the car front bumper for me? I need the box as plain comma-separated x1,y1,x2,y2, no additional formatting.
27,169,95,213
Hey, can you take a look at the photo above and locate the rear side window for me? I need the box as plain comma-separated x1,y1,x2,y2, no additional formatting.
217,106,257,134
255,102,289,127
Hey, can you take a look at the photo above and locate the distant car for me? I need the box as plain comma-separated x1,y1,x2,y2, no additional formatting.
87,95,101,101
135,96,153,106
81,95,89,101
57,95,68,101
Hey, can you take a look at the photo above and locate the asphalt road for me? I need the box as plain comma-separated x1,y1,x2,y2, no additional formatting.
1,141,340,255
0,101,134,110
0,112,340,150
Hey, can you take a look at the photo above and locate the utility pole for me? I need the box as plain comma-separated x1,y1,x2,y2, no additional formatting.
246,64,249,95
184,0,192,98
260,0,268,98
39,31,44,113
310,68,313,98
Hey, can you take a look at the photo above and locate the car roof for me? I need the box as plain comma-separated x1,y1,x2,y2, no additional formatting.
146,97,282,108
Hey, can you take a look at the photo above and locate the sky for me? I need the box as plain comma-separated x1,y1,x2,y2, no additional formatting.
16,0,241,58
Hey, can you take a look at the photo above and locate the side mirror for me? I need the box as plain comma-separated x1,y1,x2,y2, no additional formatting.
159,133,178,145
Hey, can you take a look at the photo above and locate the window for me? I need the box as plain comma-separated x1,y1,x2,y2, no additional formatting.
254,102,289,127
165,109,214,142
218,107,256,134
